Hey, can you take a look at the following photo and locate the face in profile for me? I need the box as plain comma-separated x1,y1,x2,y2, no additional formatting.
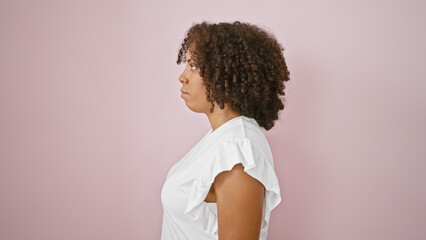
178,51,212,113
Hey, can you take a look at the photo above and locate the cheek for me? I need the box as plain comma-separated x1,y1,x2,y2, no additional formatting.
192,79,206,94
196,85,208,99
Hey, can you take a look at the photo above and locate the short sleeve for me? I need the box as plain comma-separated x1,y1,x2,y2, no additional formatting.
184,137,282,235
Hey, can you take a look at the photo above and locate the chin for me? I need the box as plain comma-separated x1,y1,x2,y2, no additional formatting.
185,103,207,113
186,106,204,113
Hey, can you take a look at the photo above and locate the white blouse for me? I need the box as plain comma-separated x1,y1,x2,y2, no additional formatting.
161,115,282,240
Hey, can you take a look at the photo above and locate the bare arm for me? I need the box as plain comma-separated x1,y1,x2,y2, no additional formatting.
213,163,265,240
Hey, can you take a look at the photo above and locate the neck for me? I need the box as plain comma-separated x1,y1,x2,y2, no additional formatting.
206,103,243,132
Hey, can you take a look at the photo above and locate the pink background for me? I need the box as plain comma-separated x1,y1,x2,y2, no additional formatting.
1,0,425,239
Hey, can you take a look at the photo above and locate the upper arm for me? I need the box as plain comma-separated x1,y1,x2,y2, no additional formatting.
213,163,265,240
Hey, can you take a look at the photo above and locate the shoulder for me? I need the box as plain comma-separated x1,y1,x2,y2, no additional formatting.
213,116,273,164
217,116,270,148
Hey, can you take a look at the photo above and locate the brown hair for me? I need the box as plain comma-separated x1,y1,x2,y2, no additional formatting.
177,20,290,130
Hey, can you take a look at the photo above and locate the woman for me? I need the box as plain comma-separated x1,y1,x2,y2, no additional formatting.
161,20,290,240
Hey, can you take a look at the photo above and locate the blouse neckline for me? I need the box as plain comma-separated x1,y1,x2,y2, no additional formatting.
208,115,246,136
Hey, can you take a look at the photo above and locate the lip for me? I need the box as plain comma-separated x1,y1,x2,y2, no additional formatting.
180,90,189,99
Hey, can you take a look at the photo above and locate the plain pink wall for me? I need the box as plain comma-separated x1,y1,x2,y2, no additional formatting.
1,0,425,239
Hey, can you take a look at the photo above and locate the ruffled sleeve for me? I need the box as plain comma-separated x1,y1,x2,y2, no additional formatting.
184,137,282,235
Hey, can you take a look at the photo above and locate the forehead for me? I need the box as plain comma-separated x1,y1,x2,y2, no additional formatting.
186,51,193,59
186,51,195,63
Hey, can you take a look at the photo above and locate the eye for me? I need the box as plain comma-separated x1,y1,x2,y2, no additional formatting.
190,64,197,71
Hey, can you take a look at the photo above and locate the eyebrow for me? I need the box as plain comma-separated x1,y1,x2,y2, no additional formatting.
187,58,193,63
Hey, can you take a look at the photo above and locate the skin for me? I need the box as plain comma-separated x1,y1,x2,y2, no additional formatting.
178,51,265,239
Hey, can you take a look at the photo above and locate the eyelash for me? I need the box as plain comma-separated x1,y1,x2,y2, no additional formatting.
189,64,197,71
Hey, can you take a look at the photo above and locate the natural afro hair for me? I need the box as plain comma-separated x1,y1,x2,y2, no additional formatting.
177,20,290,131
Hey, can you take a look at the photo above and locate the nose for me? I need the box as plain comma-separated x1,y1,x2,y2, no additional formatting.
179,71,187,84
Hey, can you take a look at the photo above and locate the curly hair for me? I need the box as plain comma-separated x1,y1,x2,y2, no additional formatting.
176,20,290,131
